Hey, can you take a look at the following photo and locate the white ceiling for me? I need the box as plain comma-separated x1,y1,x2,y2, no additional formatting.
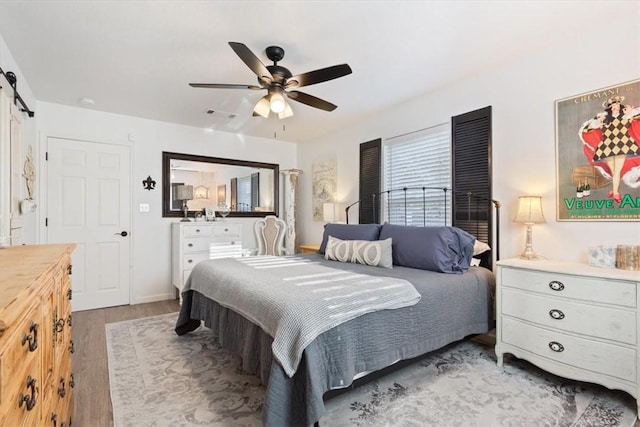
0,1,631,143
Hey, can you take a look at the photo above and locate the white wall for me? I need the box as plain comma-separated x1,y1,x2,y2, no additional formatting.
0,35,38,244
297,19,640,264
36,102,296,304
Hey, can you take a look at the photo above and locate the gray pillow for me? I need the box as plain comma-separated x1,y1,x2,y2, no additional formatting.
379,223,475,273
319,223,382,254
324,236,393,268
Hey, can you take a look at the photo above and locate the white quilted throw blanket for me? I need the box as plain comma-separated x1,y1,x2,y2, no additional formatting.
185,256,421,377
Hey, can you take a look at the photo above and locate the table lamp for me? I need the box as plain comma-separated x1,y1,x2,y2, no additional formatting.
514,195,545,260
174,185,194,222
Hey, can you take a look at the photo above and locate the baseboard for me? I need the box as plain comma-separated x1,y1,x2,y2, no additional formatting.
132,293,176,305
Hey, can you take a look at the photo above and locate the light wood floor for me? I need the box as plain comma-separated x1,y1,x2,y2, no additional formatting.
71,299,180,427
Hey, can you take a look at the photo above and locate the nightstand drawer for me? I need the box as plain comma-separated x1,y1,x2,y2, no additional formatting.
501,268,636,308
502,318,636,382
501,288,636,345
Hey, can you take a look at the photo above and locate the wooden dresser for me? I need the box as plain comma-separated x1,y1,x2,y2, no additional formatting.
495,258,640,415
0,244,76,426
171,222,243,301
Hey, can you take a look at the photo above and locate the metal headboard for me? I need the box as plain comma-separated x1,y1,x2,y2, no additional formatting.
344,186,501,269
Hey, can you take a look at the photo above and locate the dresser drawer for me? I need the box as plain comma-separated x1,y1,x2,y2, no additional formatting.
183,252,211,269
183,237,241,252
183,224,241,237
502,288,636,345
183,225,215,237
501,268,636,308
0,330,41,425
502,317,636,382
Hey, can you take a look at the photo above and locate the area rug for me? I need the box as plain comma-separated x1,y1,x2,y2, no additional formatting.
106,313,637,427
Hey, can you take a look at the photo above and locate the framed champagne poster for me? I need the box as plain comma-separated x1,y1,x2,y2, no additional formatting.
555,80,640,221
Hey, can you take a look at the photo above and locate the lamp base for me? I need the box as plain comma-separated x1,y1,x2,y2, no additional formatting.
519,223,539,260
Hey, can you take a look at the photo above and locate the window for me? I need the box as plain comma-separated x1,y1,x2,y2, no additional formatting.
382,123,451,226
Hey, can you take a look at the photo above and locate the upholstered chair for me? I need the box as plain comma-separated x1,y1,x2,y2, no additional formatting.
254,215,286,256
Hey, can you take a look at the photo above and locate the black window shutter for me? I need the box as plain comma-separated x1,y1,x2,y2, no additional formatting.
359,138,382,223
451,106,492,263
230,177,237,210
251,172,260,209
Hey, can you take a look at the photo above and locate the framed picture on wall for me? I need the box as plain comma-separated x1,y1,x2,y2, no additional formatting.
555,79,640,221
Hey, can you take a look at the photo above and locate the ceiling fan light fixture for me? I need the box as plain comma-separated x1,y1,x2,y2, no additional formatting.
278,103,294,119
253,96,271,118
269,91,286,114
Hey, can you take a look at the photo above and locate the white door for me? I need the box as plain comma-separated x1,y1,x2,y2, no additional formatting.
46,137,131,311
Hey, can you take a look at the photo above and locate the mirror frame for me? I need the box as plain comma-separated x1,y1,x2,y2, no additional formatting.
162,151,279,218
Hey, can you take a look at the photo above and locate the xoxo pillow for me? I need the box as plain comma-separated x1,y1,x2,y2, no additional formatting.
324,236,393,268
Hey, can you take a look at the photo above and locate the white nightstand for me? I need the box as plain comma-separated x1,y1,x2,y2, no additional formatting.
495,258,640,416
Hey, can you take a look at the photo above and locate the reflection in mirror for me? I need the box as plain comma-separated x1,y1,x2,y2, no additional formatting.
162,152,279,218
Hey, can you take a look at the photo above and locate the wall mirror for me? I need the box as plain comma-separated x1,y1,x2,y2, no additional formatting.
162,151,279,218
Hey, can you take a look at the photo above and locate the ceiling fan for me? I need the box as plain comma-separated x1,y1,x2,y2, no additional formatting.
189,42,352,119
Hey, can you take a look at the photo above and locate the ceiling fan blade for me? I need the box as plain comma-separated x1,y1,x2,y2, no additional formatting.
253,95,271,118
286,64,352,88
286,91,337,111
228,42,273,81
189,83,263,90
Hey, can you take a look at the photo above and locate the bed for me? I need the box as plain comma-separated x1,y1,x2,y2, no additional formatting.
175,188,500,426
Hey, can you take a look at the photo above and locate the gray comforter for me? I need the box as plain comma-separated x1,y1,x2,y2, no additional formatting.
184,255,421,377
176,253,494,427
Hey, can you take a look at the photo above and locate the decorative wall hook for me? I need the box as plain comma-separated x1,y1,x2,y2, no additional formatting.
143,175,156,191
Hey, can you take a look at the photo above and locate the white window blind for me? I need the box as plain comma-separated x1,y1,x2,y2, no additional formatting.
383,123,451,226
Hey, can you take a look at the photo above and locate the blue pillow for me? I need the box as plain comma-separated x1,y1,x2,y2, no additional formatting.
379,223,475,273
318,223,382,254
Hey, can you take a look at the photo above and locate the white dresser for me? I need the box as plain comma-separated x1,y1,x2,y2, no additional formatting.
495,258,640,415
171,222,243,300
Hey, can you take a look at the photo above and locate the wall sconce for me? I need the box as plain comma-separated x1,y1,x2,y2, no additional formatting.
174,184,194,222
193,185,209,199
514,196,546,260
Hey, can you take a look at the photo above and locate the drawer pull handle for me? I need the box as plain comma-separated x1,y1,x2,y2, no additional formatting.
549,309,565,320
69,340,75,354
67,264,73,275
67,315,72,327
225,228,229,232
188,243,193,247
22,321,39,352
19,376,37,411
548,341,564,352
230,241,235,245
548,281,564,291
196,229,200,232
188,259,193,263
58,378,66,398
55,318,65,333
67,288,72,300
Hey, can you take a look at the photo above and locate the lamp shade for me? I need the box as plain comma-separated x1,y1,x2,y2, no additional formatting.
174,184,194,201
323,202,344,223
514,196,545,224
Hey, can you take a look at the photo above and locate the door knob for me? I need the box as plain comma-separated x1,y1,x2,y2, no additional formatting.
116,231,128,237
